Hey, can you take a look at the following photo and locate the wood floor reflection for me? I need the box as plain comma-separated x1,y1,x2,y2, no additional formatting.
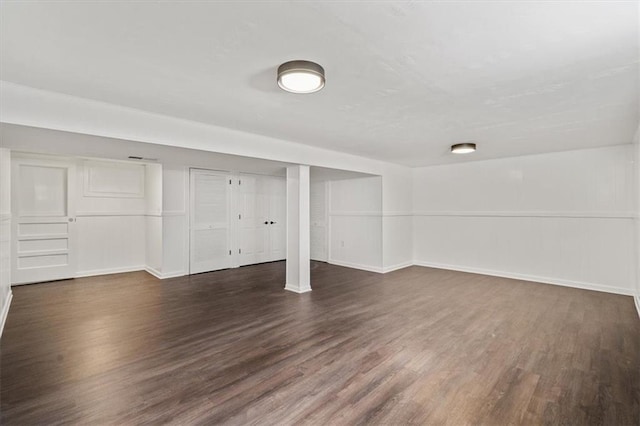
1,261,639,425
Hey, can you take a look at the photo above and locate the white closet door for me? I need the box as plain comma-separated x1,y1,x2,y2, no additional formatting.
189,169,232,274
267,177,286,262
12,157,77,285
238,175,269,266
238,175,286,265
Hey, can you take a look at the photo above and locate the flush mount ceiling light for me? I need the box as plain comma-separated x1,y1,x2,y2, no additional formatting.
451,142,477,154
277,60,325,94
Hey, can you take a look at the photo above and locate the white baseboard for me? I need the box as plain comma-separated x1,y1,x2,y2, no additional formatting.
328,259,412,274
284,285,312,294
158,271,187,279
382,262,413,273
413,260,635,296
76,265,146,278
328,259,383,273
76,266,186,280
144,266,163,279
0,290,13,339
634,295,640,320
145,267,187,279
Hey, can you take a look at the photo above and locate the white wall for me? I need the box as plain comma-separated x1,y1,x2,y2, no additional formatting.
75,159,152,277
329,176,383,272
0,148,12,335
161,165,189,277
382,167,413,272
144,163,163,277
76,215,145,276
413,145,636,295
310,181,328,262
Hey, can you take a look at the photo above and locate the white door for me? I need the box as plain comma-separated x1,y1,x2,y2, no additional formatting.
189,169,232,274
238,175,269,266
238,175,286,265
266,177,286,262
12,157,77,285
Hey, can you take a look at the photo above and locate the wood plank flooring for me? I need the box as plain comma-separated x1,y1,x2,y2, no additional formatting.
1,261,639,425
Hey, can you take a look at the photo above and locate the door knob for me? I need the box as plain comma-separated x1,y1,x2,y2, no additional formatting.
264,221,269,225
270,221,276,224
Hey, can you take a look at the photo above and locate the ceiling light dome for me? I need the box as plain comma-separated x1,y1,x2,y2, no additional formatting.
277,60,325,94
451,142,477,154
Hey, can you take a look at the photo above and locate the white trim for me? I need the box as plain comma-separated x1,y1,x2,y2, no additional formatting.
76,211,164,217
634,295,640,320
0,213,11,221
412,260,635,296
158,270,187,279
382,261,413,273
75,265,146,278
0,291,13,338
162,210,187,217
145,267,187,279
328,259,383,273
284,285,312,294
75,266,186,280
76,211,147,217
330,211,636,219
144,266,163,279
82,160,145,199
383,211,413,217
412,211,636,219
330,211,382,217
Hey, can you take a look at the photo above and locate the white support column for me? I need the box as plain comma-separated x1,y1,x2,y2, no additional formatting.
285,165,311,293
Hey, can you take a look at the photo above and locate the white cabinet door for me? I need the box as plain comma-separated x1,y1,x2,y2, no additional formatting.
12,157,77,285
189,169,232,274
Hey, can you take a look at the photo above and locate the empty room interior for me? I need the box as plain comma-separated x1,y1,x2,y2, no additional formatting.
0,1,639,425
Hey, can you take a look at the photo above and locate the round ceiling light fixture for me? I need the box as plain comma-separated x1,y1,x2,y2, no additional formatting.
451,142,477,154
277,60,325,94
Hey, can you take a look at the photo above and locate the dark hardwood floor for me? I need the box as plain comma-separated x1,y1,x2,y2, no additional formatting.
1,261,639,425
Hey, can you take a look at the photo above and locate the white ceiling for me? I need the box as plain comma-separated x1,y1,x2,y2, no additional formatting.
1,1,638,167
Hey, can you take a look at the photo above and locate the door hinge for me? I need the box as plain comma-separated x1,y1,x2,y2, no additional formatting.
239,248,242,254
229,250,232,255
229,179,232,184
238,214,242,220
239,179,241,185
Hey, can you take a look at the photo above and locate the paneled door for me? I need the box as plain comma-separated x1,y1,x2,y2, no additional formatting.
12,157,77,285
266,177,286,262
238,175,269,266
238,174,286,266
189,169,232,274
